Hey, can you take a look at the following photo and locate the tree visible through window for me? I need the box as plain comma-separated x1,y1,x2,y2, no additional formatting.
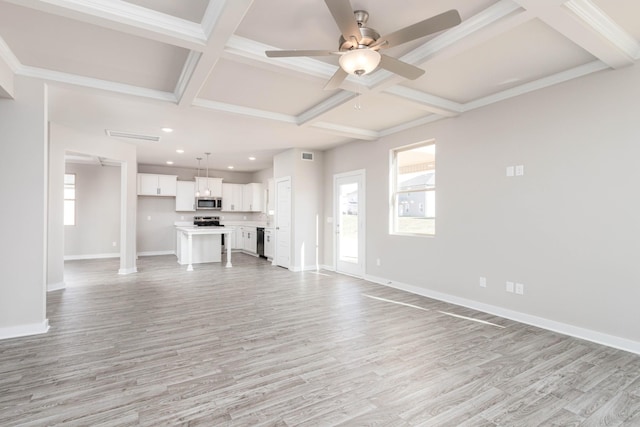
391,141,435,235
64,173,76,226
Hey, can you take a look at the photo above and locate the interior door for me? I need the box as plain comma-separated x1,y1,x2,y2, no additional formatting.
334,170,365,277
275,177,291,269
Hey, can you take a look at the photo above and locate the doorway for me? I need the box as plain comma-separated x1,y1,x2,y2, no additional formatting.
334,170,365,277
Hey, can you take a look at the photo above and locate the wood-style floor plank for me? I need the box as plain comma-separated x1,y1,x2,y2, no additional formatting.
1,254,639,426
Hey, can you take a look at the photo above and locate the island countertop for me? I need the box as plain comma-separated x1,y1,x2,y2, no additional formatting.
175,226,233,269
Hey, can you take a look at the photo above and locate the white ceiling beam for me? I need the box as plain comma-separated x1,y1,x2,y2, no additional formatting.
511,0,636,68
176,0,254,107
0,37,19,98
3,0,207,51
382,86,462,117
311,122,379,141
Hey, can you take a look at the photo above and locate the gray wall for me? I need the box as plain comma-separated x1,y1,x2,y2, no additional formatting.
0,76,48,337
323,64,640,350
64,163,120,258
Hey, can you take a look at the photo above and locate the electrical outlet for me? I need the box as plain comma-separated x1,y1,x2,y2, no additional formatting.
147,216,151,221
479,277,487,288
506,166,515,177
112,241,117,247
376,258,381,266
506,281,514,293
515,165,524,176
515,283,524,295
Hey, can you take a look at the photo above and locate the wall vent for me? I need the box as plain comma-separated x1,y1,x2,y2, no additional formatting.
105,129,160,142
301,152,314,161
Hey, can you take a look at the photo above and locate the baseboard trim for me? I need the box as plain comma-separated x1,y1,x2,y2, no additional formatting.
118,267,138,275
64,253,119,261
47,281,65,292
320,264,335,272
0,319,49,341
137,251,175,257
290,265,321,272
364,274,640,356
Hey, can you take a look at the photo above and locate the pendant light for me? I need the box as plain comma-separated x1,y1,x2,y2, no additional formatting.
195,157,202,197
204,152,211,196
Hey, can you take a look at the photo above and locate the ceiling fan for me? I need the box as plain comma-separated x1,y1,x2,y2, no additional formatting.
265,0,462,90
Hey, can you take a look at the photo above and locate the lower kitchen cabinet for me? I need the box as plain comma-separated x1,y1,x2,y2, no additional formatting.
241,226,257,254
264,228,274,259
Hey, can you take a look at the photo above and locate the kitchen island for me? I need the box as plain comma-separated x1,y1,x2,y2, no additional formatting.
175,226,233,270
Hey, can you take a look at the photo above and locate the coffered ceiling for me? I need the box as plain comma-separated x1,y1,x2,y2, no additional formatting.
0,0,638,171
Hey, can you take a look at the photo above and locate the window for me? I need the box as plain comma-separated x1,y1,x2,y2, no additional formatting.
64,173,76,226
391,141,435,235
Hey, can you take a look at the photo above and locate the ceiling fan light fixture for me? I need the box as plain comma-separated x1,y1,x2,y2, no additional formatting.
339,49,381,76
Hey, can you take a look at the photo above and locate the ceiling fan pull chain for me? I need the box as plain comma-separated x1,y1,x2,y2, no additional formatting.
354,84,362,110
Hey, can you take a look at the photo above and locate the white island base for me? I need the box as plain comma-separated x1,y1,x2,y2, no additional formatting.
176,226,233,271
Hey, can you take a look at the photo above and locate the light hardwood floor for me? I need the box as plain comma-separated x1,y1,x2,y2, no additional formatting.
1,254,640,426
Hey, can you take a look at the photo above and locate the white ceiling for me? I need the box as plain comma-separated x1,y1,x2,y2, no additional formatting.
1,0,638,172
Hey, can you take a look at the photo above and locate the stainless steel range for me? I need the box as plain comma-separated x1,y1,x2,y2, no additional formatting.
193,216,221,227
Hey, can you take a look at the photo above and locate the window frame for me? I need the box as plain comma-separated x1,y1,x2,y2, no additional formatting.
64,173,76,226
389,140,436,237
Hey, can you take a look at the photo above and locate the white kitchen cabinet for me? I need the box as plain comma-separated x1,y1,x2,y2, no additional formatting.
222,183,244,212
242,183,263,212
239,226,257,254
195,177,223,197
264,228,274,259
175,181,196,211
138,173,177,196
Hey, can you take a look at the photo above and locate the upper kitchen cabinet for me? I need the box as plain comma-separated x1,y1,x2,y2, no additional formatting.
243,183,263,212
137,173,177,196
176,181,196,211
195,177,222,197
222,183,243,212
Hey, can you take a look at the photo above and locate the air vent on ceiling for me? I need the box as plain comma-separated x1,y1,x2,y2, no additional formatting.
105,129,160,142
301,152,314,161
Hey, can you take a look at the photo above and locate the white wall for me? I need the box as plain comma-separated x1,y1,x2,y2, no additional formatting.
0,76,48,338
323,64,640,352
64,163,120,258
274,149,323,271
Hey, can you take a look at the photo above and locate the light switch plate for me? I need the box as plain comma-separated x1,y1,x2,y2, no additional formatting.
506,166,515,177
515,165,524,176
479,277,487,288
506,281,514,293
515,283,524,295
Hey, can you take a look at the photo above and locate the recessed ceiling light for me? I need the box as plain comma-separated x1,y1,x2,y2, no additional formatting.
166,161,174,165
228,166,234,169
176,149,184,154
249,156,256,161
161,127,173,133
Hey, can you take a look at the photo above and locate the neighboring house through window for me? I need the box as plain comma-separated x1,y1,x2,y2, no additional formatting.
64,173,76,226
390,141,435,235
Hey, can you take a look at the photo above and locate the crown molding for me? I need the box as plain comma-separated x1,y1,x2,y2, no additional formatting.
18,65,177,102
4,0,207,50
383,86,463,116
565,0,640,60
463,59,608,111
192,98,297,124
311,122,379,141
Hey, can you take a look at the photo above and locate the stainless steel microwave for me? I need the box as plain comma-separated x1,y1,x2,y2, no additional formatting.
196,197,222,210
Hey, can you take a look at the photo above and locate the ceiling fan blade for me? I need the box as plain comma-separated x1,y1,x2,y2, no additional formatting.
379,55,425,80
379,9,461,48
266,49,334,58
324,67,348,91
324,0,361,44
